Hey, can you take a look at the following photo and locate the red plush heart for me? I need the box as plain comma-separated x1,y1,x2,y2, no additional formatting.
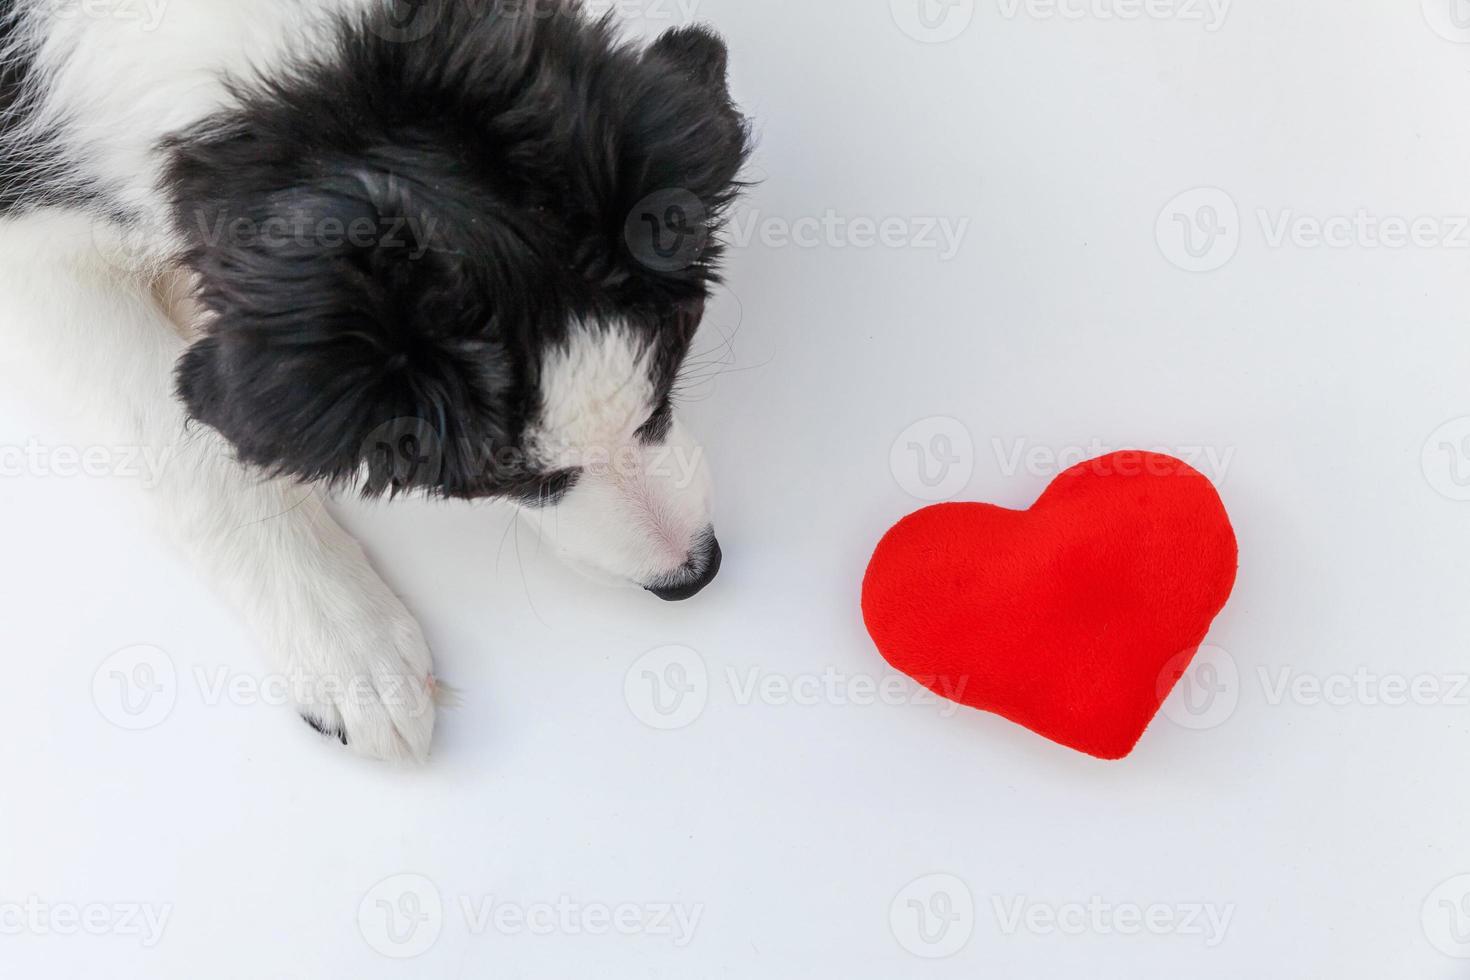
862,451,1238,760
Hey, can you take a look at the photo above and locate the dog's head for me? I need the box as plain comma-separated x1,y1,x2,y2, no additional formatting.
166,1,750,599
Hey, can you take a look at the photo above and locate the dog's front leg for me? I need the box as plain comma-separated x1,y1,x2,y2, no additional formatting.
0,213,437,762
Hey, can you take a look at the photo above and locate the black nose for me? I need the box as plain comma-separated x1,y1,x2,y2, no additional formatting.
648,536,723,602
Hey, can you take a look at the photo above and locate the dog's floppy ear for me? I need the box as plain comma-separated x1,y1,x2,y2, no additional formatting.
173,172,516,496
645,25,731,93
604,26,750,294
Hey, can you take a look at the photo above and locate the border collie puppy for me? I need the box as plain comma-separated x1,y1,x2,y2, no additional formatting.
0,0,751,761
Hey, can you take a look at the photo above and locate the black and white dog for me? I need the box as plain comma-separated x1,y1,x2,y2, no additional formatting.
0,0,751,760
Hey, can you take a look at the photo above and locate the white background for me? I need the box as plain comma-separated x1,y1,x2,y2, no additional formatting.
2,0,1470,976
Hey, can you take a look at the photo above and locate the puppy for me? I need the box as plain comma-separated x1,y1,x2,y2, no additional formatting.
0,0,751,760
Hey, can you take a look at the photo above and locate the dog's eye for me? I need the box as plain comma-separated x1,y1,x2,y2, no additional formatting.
635,398,674,445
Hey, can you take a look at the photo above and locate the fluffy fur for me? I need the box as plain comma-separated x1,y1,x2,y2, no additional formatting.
0,0,751,761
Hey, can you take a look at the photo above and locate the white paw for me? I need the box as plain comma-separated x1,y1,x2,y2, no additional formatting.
279,594,439,764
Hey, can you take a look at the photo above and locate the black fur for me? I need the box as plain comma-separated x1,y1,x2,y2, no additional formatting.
167,0,751,499
0,1,94,214
301,712,350,746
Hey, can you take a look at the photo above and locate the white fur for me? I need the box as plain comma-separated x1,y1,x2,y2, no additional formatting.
0,0,718,760
529,322,659,468
12,0,368,220
0,0,434,761
521,324,714,588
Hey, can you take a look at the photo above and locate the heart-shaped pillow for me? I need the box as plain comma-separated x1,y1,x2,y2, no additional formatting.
862,451,1238,760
